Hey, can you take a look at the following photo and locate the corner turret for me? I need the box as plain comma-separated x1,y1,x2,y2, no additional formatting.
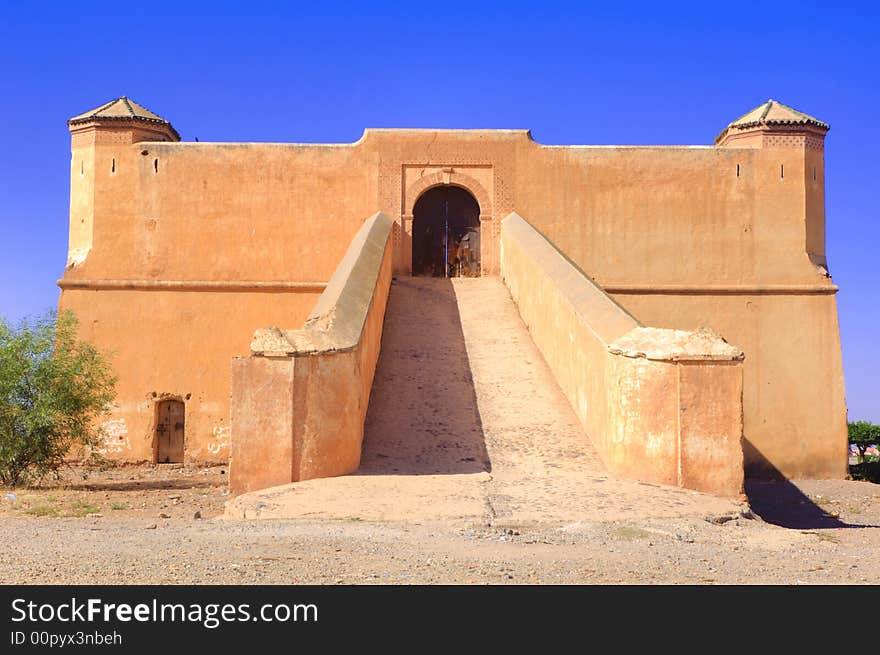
717,99,831,273
66,97,179,268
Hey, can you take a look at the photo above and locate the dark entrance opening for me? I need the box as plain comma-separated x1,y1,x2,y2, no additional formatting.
155,399,185,463
412,186,480,277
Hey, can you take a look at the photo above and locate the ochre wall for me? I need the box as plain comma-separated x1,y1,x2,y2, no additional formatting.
614,293,846,478
513,144,821,285
68,140,377,282
59,118,846,479
61,128,377,463
510,141,845,479
59,289,319,462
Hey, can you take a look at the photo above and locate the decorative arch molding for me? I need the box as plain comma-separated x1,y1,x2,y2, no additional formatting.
404,171,493,220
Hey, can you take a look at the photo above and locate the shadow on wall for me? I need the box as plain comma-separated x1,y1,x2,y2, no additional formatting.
358,277,490,475
744,439,876,530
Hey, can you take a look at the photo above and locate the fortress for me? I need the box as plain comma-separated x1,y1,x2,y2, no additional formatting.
58,97,847,497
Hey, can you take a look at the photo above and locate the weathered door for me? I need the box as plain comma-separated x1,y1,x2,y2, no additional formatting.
156,400,185,463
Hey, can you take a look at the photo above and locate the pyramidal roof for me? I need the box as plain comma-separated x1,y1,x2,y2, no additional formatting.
68,97,179,138
726,99,829,131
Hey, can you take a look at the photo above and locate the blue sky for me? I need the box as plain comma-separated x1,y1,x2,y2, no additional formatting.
0,1,876,421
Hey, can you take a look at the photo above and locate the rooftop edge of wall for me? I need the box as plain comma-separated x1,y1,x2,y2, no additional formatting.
131,128,729,149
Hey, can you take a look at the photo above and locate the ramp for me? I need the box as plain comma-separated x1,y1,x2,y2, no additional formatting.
227,277,740,524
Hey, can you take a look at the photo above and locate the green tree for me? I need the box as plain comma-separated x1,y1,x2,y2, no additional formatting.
848,420,880,462
0,310,117,486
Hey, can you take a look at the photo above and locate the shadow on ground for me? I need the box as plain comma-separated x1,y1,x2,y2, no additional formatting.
63,478,219,492
745,480,850,529
744,439,878,529
358,277,490,476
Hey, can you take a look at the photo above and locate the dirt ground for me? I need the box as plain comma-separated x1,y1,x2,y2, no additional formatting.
0,463,230,522
1,463,879,584
1,278,877,585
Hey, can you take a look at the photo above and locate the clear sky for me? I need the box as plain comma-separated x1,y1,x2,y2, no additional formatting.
0,1,876,422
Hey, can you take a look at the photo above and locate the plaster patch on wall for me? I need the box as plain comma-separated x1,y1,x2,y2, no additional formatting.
98,418,130,455
208,425,230,456
67,247,90,267
643,431,667,457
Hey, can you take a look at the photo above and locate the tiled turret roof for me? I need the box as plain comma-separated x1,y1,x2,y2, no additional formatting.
715,99,828,145
727,99,829,131
68,97,179,138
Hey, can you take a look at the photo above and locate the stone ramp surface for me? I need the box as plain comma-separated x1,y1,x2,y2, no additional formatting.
227,277,741,524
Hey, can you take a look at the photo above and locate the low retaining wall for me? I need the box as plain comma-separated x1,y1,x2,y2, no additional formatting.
229,212,394,495
501,213,744,496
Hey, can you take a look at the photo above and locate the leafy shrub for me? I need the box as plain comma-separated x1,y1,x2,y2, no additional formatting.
0,310,116,486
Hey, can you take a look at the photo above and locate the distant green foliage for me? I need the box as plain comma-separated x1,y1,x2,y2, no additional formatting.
0,310,117,486
849,420,880,457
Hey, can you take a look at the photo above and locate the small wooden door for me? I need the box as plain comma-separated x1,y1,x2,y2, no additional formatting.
156,400,185,463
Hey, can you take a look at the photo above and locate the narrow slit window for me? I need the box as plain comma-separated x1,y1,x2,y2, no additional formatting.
111,158,116,174
153,158,158,173
736,164,740,177
780,164,784,179
80,160,83,175
813,167,817,181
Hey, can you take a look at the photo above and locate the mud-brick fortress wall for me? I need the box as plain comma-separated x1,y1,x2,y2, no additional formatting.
58,108,847,479
59,124,380,462
513,137,845,478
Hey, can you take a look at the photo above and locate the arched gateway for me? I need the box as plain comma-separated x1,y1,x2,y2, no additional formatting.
412,186,481,277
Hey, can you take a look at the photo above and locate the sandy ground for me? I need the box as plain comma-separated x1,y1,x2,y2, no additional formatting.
1,277,878,584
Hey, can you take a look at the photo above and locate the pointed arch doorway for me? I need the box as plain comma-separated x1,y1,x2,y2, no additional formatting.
411,186,481,277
